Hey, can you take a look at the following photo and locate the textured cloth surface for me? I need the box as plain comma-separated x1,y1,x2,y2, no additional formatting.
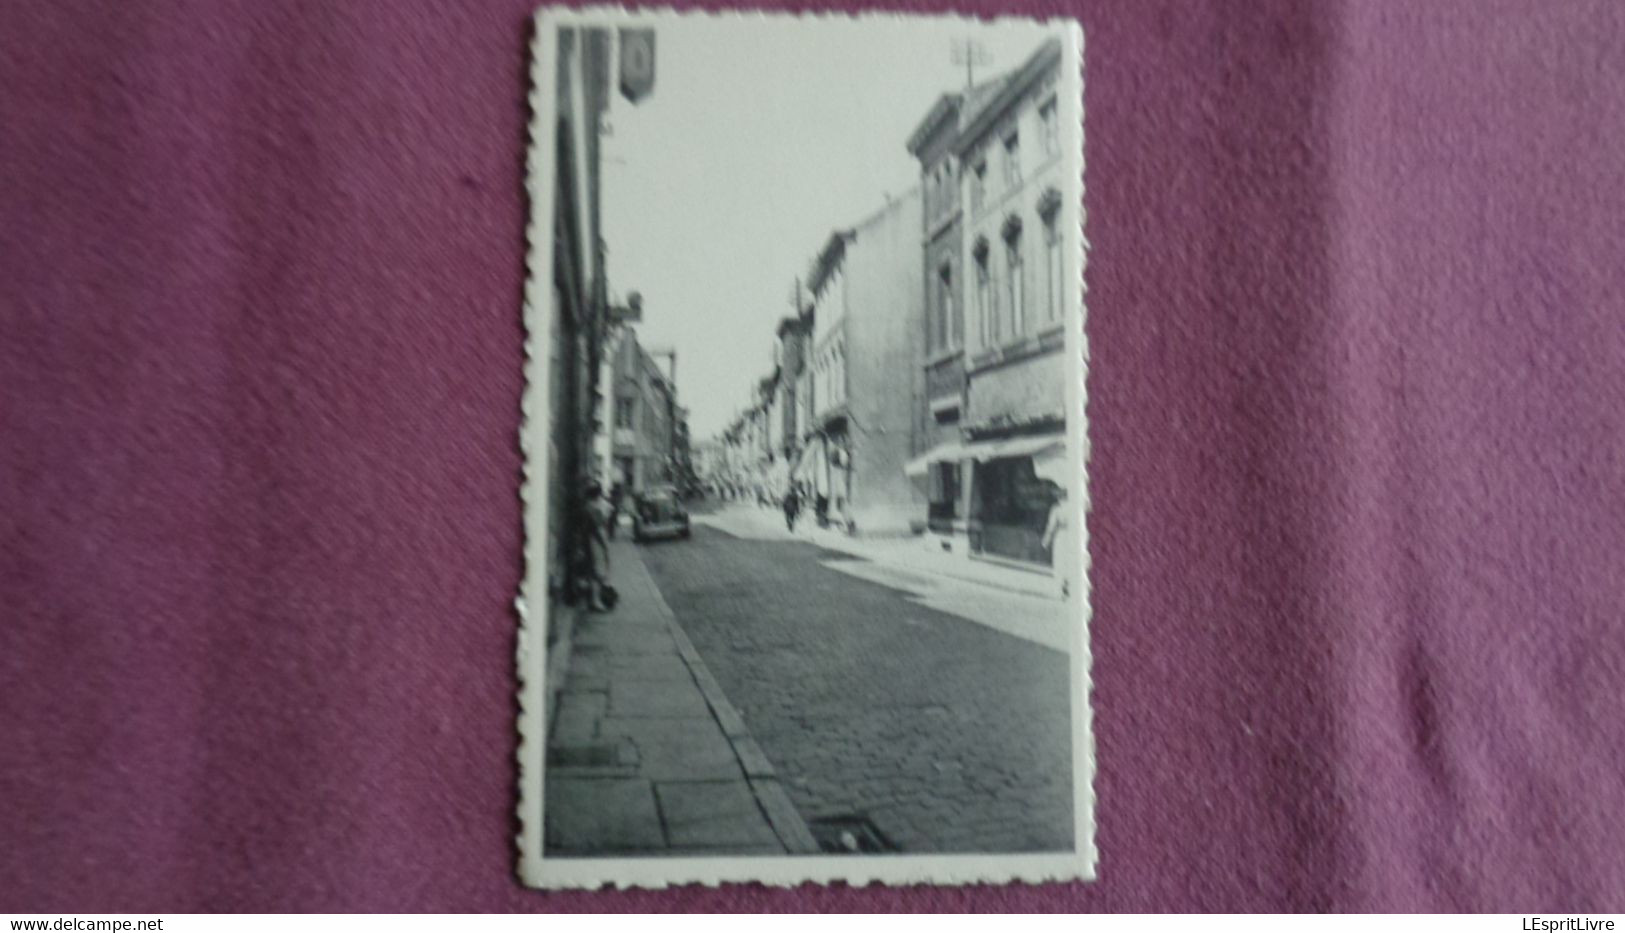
4,0,1624,912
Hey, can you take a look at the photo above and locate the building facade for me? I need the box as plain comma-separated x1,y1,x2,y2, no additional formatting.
543,25,612,606
589,323,624,494
775,315,809,457
905,90,967,549
722,385,776,504
609,330,677,494
804,190,928,536
954,37,1069,569
692,438,725,492
902,38,1068,571
774,312,814,497
671,404,695,494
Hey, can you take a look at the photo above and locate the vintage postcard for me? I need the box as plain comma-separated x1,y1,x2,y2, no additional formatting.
517,6,1092,888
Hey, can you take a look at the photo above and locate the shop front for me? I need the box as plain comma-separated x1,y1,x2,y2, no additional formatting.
905,440,968,542
963,434,1065,569
905,432,1065,568
807,416,853,530
926,460,964,535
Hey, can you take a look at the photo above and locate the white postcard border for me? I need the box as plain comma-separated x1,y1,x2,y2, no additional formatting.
517,4,1093,890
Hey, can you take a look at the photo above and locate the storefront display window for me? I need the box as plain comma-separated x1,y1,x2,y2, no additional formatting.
927,461,961,532
969,455,1060,566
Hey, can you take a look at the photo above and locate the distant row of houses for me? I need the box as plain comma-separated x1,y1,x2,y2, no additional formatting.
596,320,693,498
704,36,1073,572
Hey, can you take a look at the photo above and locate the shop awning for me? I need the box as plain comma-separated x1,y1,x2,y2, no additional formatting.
904,441,969,477
971,434,1062,463
903,433,1063,477
1030,442,1069,485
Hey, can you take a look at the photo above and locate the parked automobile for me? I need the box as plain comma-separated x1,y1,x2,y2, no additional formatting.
631,485,691,542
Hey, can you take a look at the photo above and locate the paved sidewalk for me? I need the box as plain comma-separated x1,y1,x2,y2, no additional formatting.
695,504,1064,601
543,538,819,856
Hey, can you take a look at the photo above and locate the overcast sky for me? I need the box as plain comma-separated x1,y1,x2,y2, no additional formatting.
599,15,1056,440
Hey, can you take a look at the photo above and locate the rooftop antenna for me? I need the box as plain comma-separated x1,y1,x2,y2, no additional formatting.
950,38,991,90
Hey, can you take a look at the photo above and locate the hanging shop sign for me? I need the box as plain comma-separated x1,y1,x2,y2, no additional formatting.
619,28,656,104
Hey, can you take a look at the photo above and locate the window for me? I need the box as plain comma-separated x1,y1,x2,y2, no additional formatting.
971,160,988,212
973,240,994,348
936,263,954,352
1005,225,1025,337
615,396,635,428
1044,210,1063,323
969,456,1054,564
1003,131,1021,188
1039,97,1059,158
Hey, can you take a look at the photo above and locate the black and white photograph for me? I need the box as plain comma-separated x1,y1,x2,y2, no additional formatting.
518,7,1091,889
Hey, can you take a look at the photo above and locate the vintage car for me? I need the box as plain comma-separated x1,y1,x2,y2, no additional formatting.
631,485,691,542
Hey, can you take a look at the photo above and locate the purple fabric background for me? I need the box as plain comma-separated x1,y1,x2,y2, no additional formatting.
4,0,1623,912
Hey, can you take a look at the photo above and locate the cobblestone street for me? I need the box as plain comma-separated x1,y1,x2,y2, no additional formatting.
636,511,1075,854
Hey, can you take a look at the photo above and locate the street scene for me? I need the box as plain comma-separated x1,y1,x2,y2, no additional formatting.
528,11,1088,876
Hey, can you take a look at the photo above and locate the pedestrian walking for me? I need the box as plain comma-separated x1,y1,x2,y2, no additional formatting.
783,482,802,532
607,481,624,539
1041,484,1073,599
607,482,625,540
